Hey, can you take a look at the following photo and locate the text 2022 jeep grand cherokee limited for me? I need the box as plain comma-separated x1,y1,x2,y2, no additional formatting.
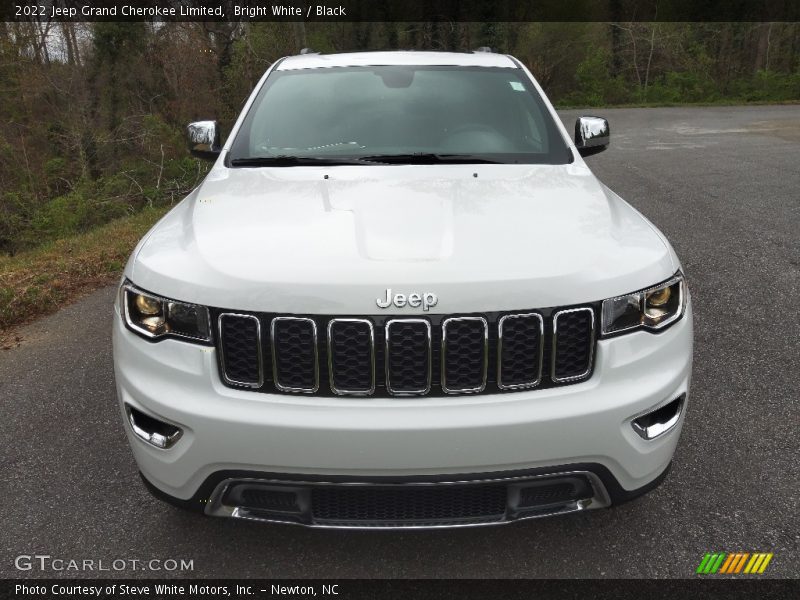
112,50,692,528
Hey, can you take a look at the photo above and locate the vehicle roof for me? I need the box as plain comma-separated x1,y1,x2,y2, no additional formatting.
276,51,518,71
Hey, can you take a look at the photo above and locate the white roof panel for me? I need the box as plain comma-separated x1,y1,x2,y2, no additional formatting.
277,51,517,70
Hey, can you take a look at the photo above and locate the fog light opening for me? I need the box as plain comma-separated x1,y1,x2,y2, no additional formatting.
632,395,685,440
126,405,183,449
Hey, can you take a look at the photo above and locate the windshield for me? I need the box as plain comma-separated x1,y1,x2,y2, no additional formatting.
228,65,571,165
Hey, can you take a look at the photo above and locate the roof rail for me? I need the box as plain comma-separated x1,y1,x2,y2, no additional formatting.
473,46,494,53
299,48,318,55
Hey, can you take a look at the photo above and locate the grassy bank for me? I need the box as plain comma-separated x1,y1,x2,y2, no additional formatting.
0,207,167,344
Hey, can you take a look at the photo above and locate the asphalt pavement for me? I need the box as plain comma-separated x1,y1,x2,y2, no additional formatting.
1,105,798,578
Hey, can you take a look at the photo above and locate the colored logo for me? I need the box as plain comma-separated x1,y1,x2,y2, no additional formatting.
696,552,774,574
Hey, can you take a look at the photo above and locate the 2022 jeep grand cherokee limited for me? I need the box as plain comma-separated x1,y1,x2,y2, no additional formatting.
112,50,692,528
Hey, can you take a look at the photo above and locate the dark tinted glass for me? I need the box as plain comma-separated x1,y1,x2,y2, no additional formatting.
230,66,571,164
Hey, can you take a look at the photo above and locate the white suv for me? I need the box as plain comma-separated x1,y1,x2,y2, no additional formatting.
113,51,692,528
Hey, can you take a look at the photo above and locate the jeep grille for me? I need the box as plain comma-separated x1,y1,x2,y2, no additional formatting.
215,306,596,397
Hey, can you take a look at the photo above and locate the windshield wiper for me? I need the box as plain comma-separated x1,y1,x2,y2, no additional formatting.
230,155,374,167
358,153,503,164
230,153,504,167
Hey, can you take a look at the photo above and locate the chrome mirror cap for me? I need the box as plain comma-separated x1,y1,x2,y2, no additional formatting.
187,120,221,161
575,116,610,157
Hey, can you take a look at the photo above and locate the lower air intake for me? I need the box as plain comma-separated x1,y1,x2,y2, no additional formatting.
517,477,592,508
311,485,507,525
210,472,607,528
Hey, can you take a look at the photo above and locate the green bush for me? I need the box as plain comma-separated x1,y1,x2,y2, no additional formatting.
645,71,719,104
729,70,800,102
562,51,633,106
0,192,35,255
22,183,129,248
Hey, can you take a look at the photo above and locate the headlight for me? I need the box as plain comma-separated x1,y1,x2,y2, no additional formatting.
121,281,211,343
601,272,686,336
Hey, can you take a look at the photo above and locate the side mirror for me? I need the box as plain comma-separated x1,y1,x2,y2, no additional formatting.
187,120,221,161
575,116,609,157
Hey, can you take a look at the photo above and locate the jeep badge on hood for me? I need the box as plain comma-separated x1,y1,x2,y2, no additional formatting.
376,289,438,311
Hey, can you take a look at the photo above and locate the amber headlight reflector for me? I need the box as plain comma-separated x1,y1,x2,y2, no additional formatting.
122,281,210,343
601,273,686,336
135,293,162,316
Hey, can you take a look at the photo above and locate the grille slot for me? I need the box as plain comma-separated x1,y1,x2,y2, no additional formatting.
552,308,595,382
218,314,262,387
498,313,543,389
385,319,432,395
311,485,507,525
327,319,375,395
271,317,319,393
441,317,488,393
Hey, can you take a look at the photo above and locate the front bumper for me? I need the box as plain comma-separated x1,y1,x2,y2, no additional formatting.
112,302,692,526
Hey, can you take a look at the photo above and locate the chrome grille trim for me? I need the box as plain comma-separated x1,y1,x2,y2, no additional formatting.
384,318,432,396
441,316,489,394
270,316,319,393
214,306,599,397
218,313,263,388
497,312,544,390
327,318,376,396
551,307,595,383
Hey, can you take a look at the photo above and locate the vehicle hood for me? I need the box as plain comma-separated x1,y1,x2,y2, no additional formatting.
130,162,677,314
